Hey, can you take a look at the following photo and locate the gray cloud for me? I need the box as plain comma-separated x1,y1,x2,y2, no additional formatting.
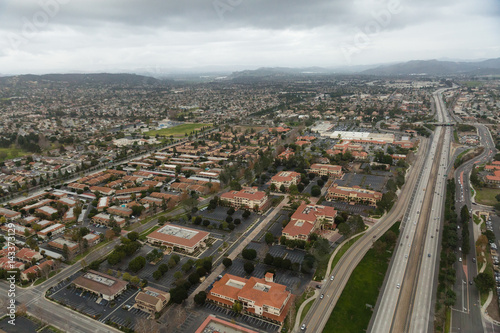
0,0,498,73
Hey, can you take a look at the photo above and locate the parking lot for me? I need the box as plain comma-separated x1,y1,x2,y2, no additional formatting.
268,245,306,264
322,200,373,216
335,173,388,193
0,316,40,333
225,258,309,295
203,303,281,332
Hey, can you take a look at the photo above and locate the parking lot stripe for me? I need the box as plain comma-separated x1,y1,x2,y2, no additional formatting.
100,290,138,322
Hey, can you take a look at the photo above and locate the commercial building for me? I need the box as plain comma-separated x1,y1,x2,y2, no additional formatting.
195,315,258,333
72,270,128,301
220,187,270,212
308,164,343,178
146,223,209,254
325,131,394,144
271,171,301,190
207,273,293,323
282,204,337,240
134,287,170,315
326,184,382,206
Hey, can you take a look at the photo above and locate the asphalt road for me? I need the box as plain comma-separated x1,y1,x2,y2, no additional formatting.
370,88,452,333
451,122,497,333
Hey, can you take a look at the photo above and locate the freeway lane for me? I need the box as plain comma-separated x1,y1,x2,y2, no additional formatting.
298,132,430,333
408,89,453,332
369,88,451,333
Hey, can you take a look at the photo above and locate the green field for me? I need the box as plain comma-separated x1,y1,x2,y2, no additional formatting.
475,188,499,206
323,223,399,333
0,147,29,161
145,123,212,137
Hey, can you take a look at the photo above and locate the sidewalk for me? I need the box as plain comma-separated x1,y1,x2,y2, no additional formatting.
294,289,319,332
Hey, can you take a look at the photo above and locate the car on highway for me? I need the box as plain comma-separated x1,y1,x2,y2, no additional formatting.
396,283,400,289
330,275,335,281
459,257,462,262
428,254,431,257
472,258,476,263
470,280,473,285
320,294,324,299
301,324,306,330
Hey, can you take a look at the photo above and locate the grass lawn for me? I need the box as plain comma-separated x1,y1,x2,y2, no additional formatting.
330,234,363,272
475,188,499,206
145,123,211,137
301,300,314,323
323,223,400,333
0,147,29,161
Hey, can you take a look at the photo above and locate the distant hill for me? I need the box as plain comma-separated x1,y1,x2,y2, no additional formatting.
0,73,169,86
361,58,500,76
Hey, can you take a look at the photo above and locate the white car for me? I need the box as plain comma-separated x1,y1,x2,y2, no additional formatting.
396,283,400,289
330,275,334,281
301,324,306,330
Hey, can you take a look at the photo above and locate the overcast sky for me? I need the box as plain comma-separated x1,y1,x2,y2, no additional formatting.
0,0,499,74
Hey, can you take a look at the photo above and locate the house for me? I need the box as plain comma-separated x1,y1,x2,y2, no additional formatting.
92,213,126,227
21,260,54,281
15,248,43,263
37,223,65,239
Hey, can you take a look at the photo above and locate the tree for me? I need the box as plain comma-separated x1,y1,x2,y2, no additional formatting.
474,272,495,293
311,185,321,197
62,244,69,260
234,218,241,225
265,232,274,245
242,210,251,218
242,248,257,260
279,184,286,192
188,272,200,284
337,223,351,237
182,262,192,273
153,270,163,280
194,291,207,305
232,300,243,313
158,263,168,274
244,262,255,274
127,231,139,241
227,207,235,215
130,275,141,286
223,258,232,268
122,272,131,281
194,216,202,225
264,253,274,265
174,271,183,280
170,286,188,304
128,256,146,273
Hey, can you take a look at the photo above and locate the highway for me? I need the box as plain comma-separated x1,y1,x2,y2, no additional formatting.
298,121,432,332
370,88,452,333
